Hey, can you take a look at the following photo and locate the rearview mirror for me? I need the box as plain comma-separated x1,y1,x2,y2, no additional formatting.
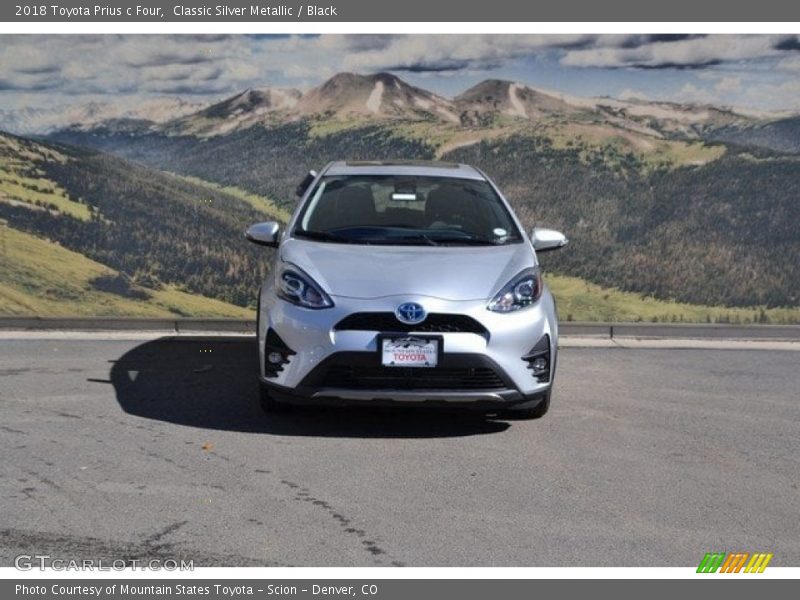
531,227,568,252
245,222,280,247
295,170,318,198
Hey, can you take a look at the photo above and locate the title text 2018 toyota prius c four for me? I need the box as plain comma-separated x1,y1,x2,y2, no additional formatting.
245,161,567,419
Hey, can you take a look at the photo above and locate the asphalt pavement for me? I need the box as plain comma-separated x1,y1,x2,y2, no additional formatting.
1,335,798,567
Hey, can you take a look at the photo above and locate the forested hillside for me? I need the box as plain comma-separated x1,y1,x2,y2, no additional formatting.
708,117,800,155
446,135,799,307
50,123,800,309
0,226,253,317
0,131,285,311
51,122,436,205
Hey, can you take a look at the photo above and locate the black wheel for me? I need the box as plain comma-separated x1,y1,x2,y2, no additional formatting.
500,390,551,420
259,384,291,414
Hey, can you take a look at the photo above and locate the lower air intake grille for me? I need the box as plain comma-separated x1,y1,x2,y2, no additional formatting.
334,312,487,335
320,365,505,390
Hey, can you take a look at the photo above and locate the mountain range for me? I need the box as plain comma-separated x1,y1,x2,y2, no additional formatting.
0,97,208,136
5,72,795,148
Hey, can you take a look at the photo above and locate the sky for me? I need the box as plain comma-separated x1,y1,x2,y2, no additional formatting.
1,34,800,117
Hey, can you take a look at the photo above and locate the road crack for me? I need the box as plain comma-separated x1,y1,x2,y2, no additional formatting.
276,477,404,566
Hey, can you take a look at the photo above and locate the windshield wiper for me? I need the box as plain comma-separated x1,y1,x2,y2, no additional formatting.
294,229,498,246
293,229,362,244
427,236,497,246
396,234,440,246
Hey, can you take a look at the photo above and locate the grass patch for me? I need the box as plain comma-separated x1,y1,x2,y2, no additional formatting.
641,139,726,170
173,173,290,222
539,121,725,171
0,157,92,221
546,273,800,324
0,224,253,318
307,116,379,138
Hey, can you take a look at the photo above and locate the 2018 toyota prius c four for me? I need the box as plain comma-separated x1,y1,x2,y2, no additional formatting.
245,161,567,419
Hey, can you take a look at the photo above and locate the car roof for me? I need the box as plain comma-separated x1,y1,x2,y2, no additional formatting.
322,160,486,181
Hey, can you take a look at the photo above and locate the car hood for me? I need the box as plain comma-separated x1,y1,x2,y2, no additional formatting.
279,238,534,301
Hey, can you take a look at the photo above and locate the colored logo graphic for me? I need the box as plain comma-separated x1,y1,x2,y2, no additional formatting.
395,302,427,325
697,552,773,573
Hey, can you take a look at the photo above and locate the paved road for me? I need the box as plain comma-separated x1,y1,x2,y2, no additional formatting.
1,336,798,567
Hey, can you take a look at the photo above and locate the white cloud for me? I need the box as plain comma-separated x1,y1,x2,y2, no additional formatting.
675,83,717,105
335,35,594,72
561,35,787,69
714,76,742,94
742,79,800,111
777,55,800,71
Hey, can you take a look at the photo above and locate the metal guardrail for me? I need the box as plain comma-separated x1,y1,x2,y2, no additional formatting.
0,316,798,340
566,322,800,340
0,316,255,333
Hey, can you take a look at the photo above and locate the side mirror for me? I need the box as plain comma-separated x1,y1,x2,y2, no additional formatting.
531,227,568,252
245,222,280,247
295,170,318,198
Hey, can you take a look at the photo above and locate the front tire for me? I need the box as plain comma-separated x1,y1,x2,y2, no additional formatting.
259,383,291,414
501,390,550,420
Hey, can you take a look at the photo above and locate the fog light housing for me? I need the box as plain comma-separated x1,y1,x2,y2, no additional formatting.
264,328,295,378
522,334,551,383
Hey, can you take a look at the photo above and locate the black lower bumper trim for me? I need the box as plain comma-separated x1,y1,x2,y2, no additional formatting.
260,349,550,409
260,378,548,410
299,351,517,391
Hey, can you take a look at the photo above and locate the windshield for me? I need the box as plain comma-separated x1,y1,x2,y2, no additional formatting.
293,175,522,246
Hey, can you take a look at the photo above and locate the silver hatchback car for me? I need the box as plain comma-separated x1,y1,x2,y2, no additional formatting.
246,160,567,418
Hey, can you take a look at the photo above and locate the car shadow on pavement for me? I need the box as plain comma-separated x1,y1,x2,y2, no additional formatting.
105,336,510,438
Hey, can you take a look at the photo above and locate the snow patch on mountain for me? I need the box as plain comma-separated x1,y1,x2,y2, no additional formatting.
366,81,384,114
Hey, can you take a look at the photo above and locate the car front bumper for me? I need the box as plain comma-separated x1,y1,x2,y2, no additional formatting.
258,288,558,406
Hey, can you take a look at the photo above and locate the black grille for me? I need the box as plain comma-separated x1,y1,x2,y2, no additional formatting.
522,334,551,383
334,312,487,335
263,328,295,378
320,365,505,390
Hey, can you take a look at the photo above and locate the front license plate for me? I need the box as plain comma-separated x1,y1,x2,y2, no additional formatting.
381,336,439,368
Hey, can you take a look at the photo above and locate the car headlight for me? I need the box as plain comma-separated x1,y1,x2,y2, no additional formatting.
487,268,542,313
276,264,333,309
